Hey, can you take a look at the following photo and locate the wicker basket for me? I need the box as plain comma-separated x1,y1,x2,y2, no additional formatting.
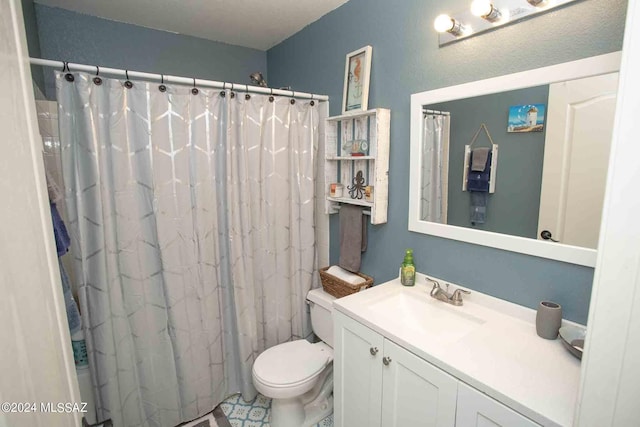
319,266,373,298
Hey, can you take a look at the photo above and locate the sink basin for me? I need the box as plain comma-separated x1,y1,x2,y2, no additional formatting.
368,291,486,345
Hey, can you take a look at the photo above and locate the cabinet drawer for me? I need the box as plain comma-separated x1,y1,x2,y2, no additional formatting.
456,382,541,427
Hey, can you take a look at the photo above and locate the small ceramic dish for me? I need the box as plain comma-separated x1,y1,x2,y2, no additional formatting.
559,325,586,360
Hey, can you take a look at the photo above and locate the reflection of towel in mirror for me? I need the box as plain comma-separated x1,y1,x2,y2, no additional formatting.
468,149,492,224
467,150,492,192
471,147,490,172
338,205,367,273
470,192,488,225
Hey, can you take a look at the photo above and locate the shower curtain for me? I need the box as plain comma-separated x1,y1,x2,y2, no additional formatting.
56,72,319,427
421,113,450,223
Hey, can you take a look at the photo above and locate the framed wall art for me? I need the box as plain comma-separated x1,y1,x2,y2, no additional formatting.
342,45,372,113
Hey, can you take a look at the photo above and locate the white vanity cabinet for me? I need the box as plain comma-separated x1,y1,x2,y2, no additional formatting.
334,311,458,427
333,276,581,426
456,383,541,427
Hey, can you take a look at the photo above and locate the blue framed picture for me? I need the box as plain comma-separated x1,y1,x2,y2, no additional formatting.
507,104,546,133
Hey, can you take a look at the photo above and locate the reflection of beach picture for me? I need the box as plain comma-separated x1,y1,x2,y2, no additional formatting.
507,104,546,133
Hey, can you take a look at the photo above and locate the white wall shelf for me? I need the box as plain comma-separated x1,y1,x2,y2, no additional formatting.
324,108,390,225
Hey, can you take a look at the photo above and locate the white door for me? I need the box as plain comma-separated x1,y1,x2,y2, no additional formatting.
333,312,384,427
455,383,540,427
381,339,458,427
537,72,619,249
0,0,81,426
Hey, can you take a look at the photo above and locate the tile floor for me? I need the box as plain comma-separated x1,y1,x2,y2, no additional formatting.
219,393,333,427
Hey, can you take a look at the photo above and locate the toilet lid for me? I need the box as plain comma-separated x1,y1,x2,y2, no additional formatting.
253,341,331,387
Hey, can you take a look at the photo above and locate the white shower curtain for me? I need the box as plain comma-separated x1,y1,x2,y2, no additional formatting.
56,72,319,427
421,113,450,223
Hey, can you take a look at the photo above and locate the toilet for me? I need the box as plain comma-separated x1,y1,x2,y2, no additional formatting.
252,288,335,427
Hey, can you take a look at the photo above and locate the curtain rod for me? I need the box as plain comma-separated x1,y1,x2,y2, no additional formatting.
29,58,329,101
423,109,450,116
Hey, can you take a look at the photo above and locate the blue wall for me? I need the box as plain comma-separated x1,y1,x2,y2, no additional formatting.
267,0,627,324
429,85,549,239
34,5,267,98
21,0,44,93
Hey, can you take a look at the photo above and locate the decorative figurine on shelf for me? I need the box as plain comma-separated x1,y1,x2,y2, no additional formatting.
348,170,366,199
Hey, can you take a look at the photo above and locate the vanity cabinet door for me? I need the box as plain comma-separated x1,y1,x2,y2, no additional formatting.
381,339,458,427
455,382,541,427
334,311,385,427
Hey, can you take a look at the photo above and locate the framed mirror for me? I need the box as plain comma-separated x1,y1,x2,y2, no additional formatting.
409,52,621,267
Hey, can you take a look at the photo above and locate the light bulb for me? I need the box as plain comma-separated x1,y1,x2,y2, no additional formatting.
471,0,502,22
471,0,493,17
434,14,455,33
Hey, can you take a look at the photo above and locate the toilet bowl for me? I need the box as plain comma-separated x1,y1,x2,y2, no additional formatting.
252,288,335,427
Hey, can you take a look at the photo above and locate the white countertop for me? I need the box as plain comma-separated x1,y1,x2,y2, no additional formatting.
332,272,583,427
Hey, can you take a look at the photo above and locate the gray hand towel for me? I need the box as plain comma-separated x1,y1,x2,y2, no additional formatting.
338,205,367,273
471,147,491,171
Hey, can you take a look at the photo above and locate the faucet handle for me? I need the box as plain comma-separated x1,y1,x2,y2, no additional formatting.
450,288,471,306
425,277,440,287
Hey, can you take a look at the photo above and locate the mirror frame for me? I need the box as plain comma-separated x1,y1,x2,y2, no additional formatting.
409,52,621,267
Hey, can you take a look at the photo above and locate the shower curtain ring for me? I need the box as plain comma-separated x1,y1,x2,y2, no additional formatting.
191,77,199,95
290,91,296,105
245,84,251,100
63,61,75,82
310,93,315,106
269,88,274,103
124,70,133,89
159,74,167,92
230,83,235,98
93,65,102,86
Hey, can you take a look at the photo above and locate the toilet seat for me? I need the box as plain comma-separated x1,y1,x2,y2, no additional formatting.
253,341,332,388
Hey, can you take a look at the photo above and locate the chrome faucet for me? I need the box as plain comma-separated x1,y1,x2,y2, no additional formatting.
426,277,470,306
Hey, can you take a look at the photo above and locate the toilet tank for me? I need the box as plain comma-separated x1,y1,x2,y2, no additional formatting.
307,288,336,347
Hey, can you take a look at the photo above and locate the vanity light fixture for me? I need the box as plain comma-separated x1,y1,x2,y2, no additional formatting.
434,14,467,36
527,0,550,6
435,0,580,46
470,0,502,22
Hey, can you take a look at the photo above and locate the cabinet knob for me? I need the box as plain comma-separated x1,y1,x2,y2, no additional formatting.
382,356,392,366
369,347,379,356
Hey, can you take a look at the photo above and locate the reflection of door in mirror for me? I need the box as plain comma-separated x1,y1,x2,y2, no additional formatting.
421,111,450,223
537,72,619,249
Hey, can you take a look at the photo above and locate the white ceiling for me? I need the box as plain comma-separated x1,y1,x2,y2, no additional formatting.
34,0,350,50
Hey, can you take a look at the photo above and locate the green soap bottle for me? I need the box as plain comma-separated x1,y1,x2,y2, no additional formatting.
401,249,416,286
